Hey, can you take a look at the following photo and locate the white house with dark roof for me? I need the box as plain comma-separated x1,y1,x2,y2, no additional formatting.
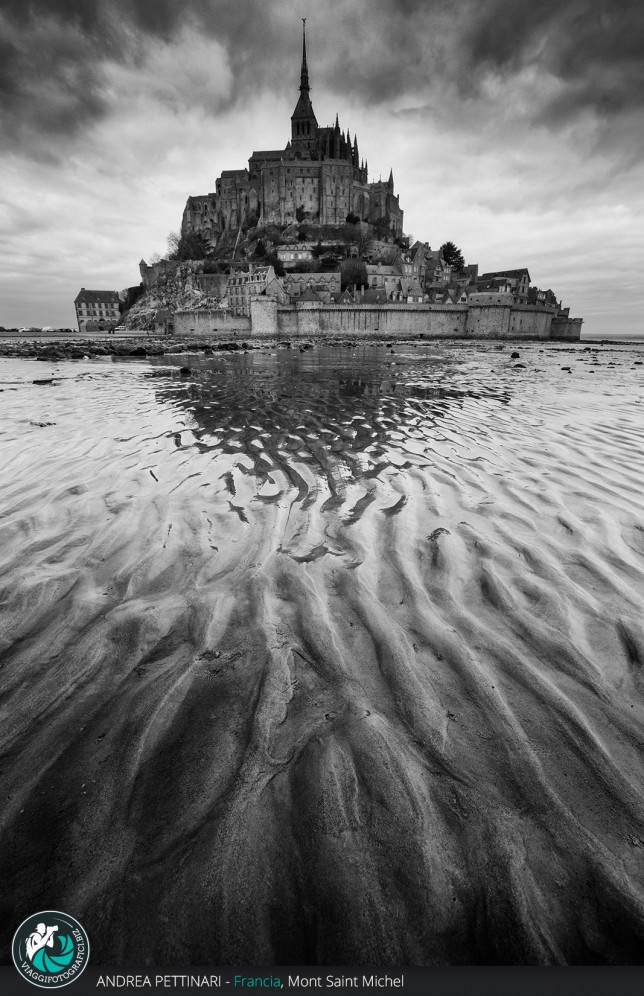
74,288,121,332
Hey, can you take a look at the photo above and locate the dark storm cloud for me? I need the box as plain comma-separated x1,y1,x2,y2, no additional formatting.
2,0,644,154
457,0,644,123
0,0,292,153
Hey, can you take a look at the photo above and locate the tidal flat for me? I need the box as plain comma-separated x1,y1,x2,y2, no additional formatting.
1,339,644,965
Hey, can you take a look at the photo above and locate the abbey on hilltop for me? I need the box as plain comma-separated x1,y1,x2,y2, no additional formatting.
181,21,404,243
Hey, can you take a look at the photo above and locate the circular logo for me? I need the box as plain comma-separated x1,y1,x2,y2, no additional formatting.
12,911,90,988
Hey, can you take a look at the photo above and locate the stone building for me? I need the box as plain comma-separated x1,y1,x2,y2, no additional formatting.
277,243,318,269
225,264,277,316
284,272,341,303
154,308,174,335
74,288,121,332
479,268,531,302
181,23,404,244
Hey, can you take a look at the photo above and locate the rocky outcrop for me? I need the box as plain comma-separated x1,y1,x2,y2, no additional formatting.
123,261,222,330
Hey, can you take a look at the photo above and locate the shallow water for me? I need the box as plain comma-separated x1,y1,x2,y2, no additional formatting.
1,340,644,965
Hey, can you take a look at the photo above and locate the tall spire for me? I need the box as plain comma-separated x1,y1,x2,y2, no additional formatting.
300,18,310,92
290,19,317,150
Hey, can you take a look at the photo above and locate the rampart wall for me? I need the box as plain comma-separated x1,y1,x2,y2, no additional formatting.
250,299,279,337
550,317,584,340
256,301,564,340
174,310,251,337
175,301,581,342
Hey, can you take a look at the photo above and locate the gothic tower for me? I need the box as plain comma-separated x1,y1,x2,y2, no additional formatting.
290,19,318,158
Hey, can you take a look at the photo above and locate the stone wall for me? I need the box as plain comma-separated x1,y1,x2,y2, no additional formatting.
276,303,469,338
465,304,556,340
139,259,182,290
139,259,227,294
508,306,552,339
174,301,578,342
249,299,278,337
174,310,251,337
550,316,583,341
271,303,556,340
464,304,511,339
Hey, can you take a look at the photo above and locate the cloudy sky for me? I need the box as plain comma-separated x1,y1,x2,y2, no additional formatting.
1,0,643,337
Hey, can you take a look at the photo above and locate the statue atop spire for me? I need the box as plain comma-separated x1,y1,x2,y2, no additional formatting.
300,18,310,92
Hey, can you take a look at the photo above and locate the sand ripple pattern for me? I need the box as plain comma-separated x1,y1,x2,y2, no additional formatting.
1,342,644,964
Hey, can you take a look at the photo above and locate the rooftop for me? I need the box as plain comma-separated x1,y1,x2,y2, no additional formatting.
75,289,120,304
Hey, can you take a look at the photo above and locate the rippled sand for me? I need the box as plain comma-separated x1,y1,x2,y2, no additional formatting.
1,340,644,965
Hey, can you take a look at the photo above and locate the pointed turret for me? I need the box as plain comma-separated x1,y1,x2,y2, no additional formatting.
333,114,340,156
388,168,394,188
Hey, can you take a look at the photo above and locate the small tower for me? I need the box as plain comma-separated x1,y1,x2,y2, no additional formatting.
290,19,318,155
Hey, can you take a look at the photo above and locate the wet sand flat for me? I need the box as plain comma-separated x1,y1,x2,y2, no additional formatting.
1,340,644,964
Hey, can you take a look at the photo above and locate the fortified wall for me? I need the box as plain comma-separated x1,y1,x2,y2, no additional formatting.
550,317,584,340
174,310,251,336
266,301,565,339
174,300,581,340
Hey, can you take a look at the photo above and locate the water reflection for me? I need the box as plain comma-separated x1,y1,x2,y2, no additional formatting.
149,347,511,522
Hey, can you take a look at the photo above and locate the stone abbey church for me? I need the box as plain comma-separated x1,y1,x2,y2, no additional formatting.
181,23,404,244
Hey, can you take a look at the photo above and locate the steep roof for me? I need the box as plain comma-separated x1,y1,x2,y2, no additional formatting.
362,289,386,304
300,285,322,301
249,265,272,280
480,268,531,281
251,150,284,161
291,90,317,122
334,289,358,304
264,276,286,295
74,289,119,304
